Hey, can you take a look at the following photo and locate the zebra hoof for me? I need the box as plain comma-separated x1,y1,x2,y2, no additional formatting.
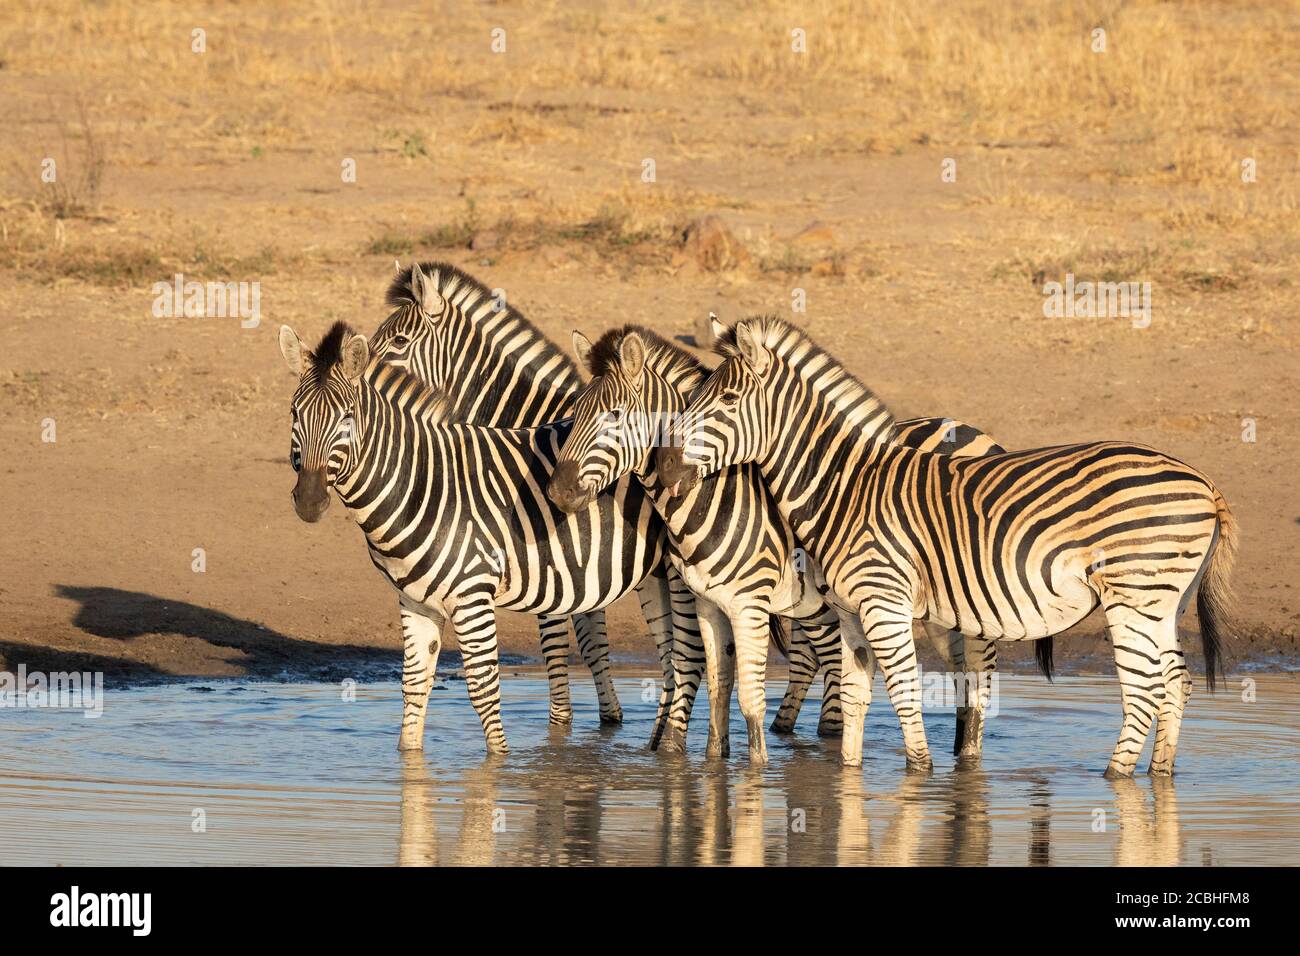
1148,764,1175,777
905,755,934,775
770,718,796,735
659,734,687,755
954,751,982,771
705,739,730,759
547,713,574,727
1103,764,1134,779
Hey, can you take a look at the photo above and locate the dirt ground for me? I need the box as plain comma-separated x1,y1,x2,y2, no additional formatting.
1,1,1297,683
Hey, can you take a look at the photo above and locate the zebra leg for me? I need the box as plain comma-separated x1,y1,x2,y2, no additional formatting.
862,603,932,773
771,618,816,734
661,566,706,753
572,609,623,725
636,570,677,750
1103,603,1164,779
398,602,443,751
536,614,574,726
730,607,771,765
956,633,998,761
837,612,875,767
450,594,509,755
1150,620,1190,776
921,625,964,753
697,600,735,758
805,609,844,737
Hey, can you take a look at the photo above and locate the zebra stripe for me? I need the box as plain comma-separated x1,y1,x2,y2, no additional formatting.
370,261,697,737
659,315,1235,776
549,324,1028,762
281,321,671,755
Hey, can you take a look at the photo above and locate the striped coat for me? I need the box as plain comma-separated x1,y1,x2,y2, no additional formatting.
280,321,669,754
658,316,1235,776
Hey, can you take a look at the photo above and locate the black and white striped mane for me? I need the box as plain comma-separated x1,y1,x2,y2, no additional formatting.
714,315,897,440
310,320,454,424
386,260,581,417
586,324,710,391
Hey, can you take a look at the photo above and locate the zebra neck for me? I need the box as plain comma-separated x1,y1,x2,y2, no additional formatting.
633,365,695,483
439,308,583,427
333,383,448,521
755,374,893,557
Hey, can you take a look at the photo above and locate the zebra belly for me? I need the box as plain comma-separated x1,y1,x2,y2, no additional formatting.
494,534,664,616
924,573,1097,641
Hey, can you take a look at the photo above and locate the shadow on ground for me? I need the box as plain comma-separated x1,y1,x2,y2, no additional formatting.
5,585,407,683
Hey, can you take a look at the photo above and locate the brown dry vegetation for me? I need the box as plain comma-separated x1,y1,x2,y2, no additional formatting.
0,0,1297,680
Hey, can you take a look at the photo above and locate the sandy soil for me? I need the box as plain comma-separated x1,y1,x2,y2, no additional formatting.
1,2,1296,682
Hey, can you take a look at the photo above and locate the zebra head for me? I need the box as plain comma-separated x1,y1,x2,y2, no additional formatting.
548,329,654,513
657,317,772,496
279,322,371,523
371,261,451,388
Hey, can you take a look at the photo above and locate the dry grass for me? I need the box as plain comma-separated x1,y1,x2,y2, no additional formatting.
2,2,1292,156
0,0,1295,298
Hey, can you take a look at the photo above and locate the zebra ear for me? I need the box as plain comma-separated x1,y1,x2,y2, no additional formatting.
619,332,646,386
709,312,726,344
341,334,370,383
279,325,305,376
572,331,594,371
410,263,445,319
734,321,769,375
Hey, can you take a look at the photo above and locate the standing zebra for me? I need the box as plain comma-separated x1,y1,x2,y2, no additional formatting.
368,262,710,751
546,323,1027,762
368,260,698,736
658,315,1235,776
279,321,673,754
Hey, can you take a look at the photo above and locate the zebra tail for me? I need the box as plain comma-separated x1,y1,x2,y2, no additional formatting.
1197,487,1238,693
1034,636,1055,682
770,614,790,660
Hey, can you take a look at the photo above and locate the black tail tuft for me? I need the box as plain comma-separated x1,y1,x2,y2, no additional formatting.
1196,488,1236,693
1197,587,1225,693
769,614,790,659
1034,636,1054,682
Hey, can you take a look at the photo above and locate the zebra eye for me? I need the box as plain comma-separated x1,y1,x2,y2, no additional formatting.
291,450,302,472
722,390,740,406
391,335,410,348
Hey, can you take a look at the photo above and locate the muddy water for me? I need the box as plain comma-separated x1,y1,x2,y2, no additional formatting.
0,673,1295,866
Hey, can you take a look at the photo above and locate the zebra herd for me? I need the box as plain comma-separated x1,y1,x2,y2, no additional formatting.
279,261,1235,778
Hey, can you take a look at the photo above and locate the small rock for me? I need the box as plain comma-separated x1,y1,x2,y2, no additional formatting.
790,220,835,247
681,215,749,272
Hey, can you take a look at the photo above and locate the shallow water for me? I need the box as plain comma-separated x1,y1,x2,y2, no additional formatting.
0,672,1295,865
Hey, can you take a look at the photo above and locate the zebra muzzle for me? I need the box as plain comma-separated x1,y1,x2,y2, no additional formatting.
292,469,331,523
546,460,596,514
656,446,702,496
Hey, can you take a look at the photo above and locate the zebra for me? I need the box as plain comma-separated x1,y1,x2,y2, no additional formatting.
546,323,1036,762
367,261,713,752
366,260,697,738
658,315,1235,777
278,320,676,755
